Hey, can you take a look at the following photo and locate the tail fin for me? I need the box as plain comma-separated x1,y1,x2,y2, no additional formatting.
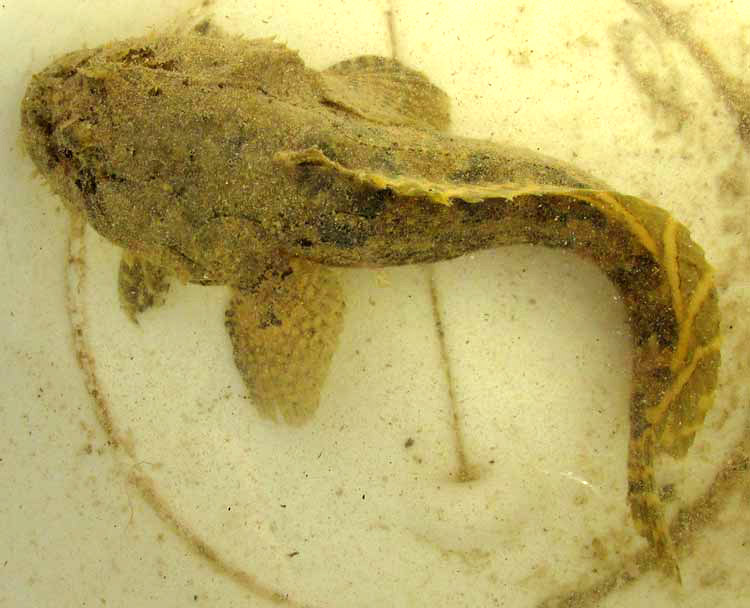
628,425,682,582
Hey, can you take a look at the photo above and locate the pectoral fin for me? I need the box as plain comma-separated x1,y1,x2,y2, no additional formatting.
118,250,172,322
225,259,345,425
320,55,451,131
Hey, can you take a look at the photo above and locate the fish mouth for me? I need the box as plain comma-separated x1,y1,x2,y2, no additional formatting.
20,46,107,226
21,80,62,174
20,47,99,173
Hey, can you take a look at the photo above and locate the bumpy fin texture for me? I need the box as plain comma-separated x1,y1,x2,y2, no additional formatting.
225,259,345,425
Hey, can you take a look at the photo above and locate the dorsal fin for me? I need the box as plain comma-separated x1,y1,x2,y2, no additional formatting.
320,55,451,131
276,147,588,205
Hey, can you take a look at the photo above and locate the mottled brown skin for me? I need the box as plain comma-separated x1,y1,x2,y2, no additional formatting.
21,32,720,580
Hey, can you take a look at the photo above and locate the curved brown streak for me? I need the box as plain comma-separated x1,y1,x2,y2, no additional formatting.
426,266,477,482
625,0,750,148
65,222,308,607
65,214,126,456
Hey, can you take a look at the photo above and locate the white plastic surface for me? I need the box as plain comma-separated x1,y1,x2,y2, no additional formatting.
2,1,749,607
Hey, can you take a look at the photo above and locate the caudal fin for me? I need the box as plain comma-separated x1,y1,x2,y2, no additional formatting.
628,426,682,582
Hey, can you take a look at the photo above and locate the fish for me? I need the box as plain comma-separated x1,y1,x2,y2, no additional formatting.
20,29,721,580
